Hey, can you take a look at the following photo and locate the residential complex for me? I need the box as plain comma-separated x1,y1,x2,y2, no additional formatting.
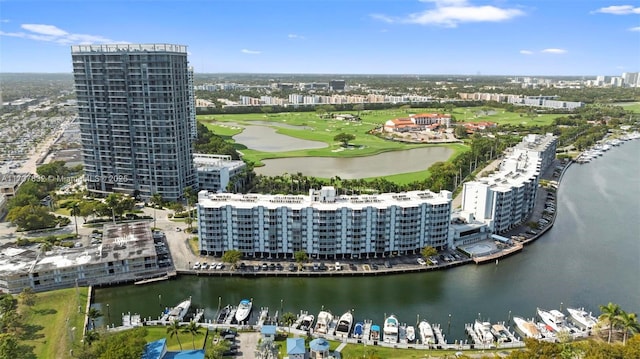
458,93,583,110
460,133,557,233
71,44,196,201
383,113,451,132
194,154,246,193
197,187,453,259
0,222,169,293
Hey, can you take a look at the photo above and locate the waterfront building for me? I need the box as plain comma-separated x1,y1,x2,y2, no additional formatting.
286,338,306,359
460,134,557,233
71,44,196,201
197,186,452,259
194,154,246,193
0,222,168,293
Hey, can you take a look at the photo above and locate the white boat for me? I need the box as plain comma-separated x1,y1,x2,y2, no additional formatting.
383,314,399,343
567,307,598,330
335,311,353,336
406,325,416,342
490,323,511,342
298,314,315,331
418,320,436,345
537,308,571,333
234,299,252,323
474,319,494,344
315,311,333,334
166,297,191,322
513,316,542,339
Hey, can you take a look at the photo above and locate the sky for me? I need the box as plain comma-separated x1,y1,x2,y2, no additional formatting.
0,0,639,76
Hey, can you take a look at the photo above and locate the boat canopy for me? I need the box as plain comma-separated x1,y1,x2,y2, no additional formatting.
492,234,512,244
371,325,381,331
354,322,363,335
240,299,251,305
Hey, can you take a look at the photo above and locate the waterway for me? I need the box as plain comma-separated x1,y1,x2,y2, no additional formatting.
94,140,640,340
254,146,454,179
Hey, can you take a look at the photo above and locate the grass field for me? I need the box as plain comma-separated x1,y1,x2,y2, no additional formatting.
19,287,89,359
613,101,640,113
144,326,207,351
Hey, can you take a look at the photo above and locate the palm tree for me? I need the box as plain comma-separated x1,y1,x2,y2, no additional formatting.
280,312,297,333
599,302,622,343
619,311,640,345
87,307,102,330
70,203,80,237
84,330,99,346
182,320,202,349
167,319,183,350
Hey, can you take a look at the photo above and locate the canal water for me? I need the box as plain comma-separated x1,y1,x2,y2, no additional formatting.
94,140,640,340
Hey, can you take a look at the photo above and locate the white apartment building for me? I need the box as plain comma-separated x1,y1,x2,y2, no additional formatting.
197,187,452,259
460,134,557,233
194,154,246,193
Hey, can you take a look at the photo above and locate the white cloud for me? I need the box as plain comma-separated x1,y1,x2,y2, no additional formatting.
519,50,533,55
541,48,567,54
241,49,261,55
0,23,119,45
371,0,525,27
288,34,305,39
629,26,640,32
593,5,640,15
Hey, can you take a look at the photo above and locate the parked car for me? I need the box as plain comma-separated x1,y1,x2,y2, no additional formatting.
417,258,427,266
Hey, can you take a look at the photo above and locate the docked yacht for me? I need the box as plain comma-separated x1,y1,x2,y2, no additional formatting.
235,299,252,323
298,314,315,331
490,323,512,343
537,308,572,333
567,307,597,330
315,311,334,334
165,297,191,322
474,320,494,344
513,316,542,339
405,325,416,342
335,311,353,337
216,305,231,323
419,320,436,345
383,314,399,343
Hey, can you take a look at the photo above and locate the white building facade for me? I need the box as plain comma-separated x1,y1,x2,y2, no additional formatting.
194,154,246,193
460,134,557,233
197,187,452,259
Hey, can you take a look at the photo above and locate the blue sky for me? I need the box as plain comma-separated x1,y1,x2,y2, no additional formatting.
0,0,638,75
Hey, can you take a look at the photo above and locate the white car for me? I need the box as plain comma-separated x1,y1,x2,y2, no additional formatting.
193,262,200,270
417,258,427,266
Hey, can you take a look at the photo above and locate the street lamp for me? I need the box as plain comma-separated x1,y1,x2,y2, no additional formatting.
158,294,161,308
106,304,110,324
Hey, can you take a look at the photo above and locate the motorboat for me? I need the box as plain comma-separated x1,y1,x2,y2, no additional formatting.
513,316,542,339
383,314,399,343
419,320,436,345
370,324,381,341
166,297,191,322
537,308,571,333
405,325,416,342
474,319,494,344
490,323,512,343
298,314,315,331
335,311,353,337
567,307,598,330
234,299,252,323
216,305,231,323
353,322,364,339
314,311,333,334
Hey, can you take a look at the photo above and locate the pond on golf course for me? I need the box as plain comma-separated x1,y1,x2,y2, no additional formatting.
255,146,454,179
227,121,454,178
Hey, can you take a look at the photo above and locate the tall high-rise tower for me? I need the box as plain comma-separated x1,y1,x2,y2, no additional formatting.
71,44,196,201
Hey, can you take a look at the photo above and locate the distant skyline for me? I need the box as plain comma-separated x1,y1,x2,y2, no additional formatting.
0,0,638,76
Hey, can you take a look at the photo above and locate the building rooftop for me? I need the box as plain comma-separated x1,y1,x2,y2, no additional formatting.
33,222,156,272
0,246,37,277
198,187,452,210
286,338,306,355
71,44,187,54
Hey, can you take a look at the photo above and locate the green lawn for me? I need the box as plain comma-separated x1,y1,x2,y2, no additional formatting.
613,101,640,113
145,325,207,351
19,287,89,359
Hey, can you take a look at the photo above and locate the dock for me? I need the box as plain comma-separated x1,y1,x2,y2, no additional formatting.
433,323,446,348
